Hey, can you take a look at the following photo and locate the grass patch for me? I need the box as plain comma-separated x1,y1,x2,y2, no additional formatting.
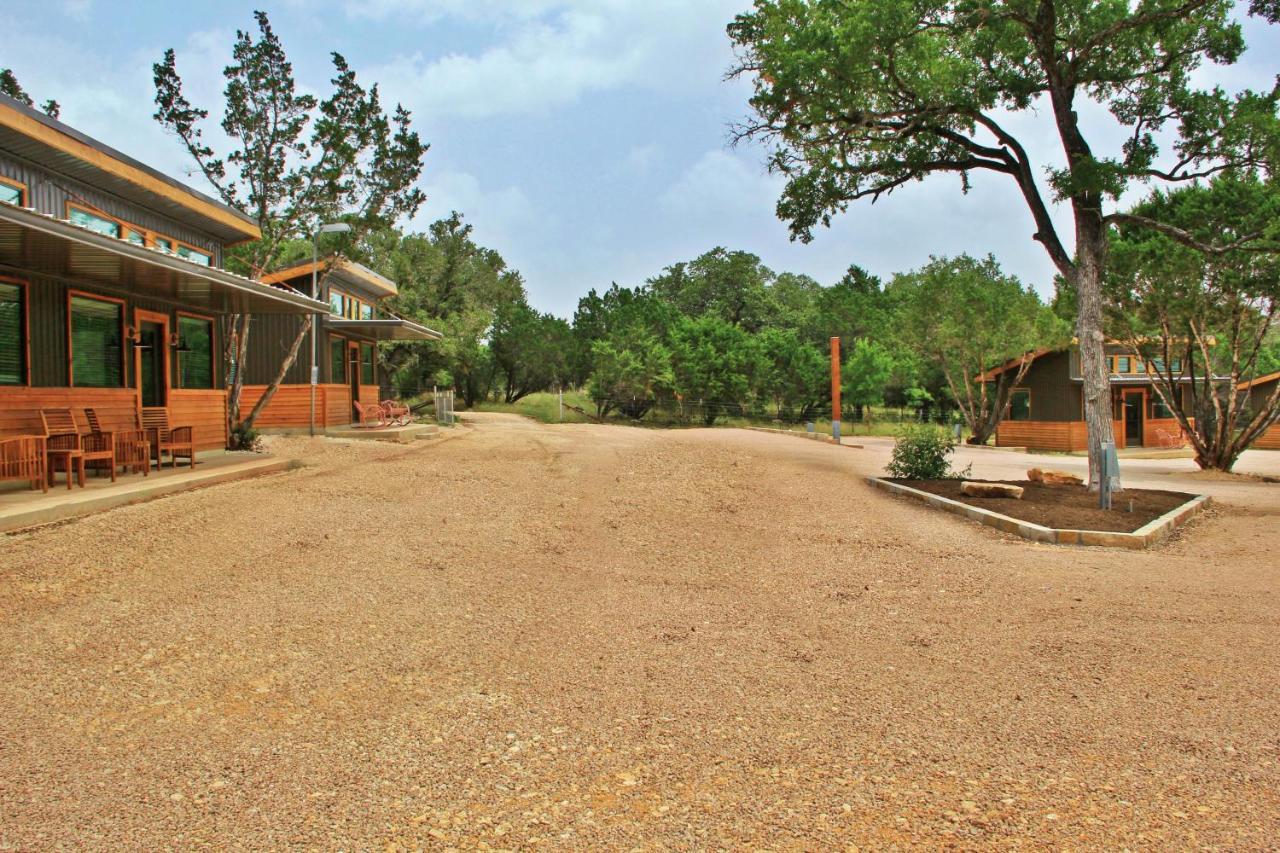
473,391,595,424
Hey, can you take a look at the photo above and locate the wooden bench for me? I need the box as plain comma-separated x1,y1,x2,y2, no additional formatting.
0,435,47,493
139,407,196,469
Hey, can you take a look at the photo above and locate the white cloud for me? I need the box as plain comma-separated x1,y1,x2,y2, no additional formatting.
61,0,91,22
360,0,746,120
660,149,779,220
625,143,660,173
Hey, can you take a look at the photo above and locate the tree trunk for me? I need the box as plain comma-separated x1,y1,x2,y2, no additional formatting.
241,316,313,432
224,314,251,443
1073,228,1118,492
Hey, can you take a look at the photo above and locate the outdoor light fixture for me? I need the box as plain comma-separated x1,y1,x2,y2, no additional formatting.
309,221,353,437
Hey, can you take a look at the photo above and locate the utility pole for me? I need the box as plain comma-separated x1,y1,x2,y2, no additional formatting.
830,336,841,444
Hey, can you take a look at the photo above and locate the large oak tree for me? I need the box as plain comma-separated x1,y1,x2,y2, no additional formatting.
728,0,1278,488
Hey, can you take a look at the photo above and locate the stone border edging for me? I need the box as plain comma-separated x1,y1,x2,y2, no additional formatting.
864,476,1210,549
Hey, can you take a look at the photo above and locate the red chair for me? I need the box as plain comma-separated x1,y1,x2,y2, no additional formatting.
380,400,411,426
353,400,387,429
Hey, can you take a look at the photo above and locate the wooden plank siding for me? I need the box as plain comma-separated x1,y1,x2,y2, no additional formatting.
0,386,225,450
239,384,354,429
1255,425,1280,450
995,420,1129,452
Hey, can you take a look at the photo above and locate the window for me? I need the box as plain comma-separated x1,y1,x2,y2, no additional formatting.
329,337,345,382
360,342,375,385
1152,395,1175,419
65,203,214,265
176,315,214,389
0,177,25,206
0,280,24,385
329,292,344,316
1008,389,1031,421
1114,356,1132,374
69,205,121,238
176,245,211,266
69,294,123,387
359,302,373,320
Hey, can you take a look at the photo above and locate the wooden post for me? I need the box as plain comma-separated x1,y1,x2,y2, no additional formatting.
830,337,841,444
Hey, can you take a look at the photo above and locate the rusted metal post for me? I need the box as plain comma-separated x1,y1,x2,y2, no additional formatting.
830,336,841,444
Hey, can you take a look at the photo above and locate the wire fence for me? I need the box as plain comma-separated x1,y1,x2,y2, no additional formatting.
586,396,960,428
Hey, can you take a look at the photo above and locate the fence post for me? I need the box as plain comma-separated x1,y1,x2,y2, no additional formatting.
830,337,841,444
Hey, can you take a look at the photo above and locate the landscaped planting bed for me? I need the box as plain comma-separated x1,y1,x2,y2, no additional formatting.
892,479,1195,533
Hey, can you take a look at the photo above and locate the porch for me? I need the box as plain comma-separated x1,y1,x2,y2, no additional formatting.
0,450,295,533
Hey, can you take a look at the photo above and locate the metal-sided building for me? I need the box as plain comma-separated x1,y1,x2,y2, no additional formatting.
981,344,1193,452
238,257,441,432
0,94,327,451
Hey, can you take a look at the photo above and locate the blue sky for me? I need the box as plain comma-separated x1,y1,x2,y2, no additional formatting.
7,1,1279,318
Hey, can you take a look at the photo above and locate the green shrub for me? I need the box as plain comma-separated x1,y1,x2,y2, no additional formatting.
229,424,261,452
886,424,969,480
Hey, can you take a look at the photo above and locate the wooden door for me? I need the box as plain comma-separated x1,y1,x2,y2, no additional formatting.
1122,389,1145,448
133,309,170,408
348,343,360,421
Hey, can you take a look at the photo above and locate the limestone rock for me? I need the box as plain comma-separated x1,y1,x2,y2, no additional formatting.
1028,468,1083,486
961,481,1025,499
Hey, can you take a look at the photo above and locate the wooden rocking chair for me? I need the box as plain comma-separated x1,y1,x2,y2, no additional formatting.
353,400,387,429
84,408,151,478
139,407,196,469
0,435,47,493
380,399,411,426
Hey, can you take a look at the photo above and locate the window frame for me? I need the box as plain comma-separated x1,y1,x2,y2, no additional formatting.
1006,387,1032,422
0,176,28,207
359,342,375,385
328,334,347,383
0,275,30,387
174,310,217,391
66,289,126,389
64,201,215,266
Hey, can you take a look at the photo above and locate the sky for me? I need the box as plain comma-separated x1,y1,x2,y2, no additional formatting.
6,1,1279,318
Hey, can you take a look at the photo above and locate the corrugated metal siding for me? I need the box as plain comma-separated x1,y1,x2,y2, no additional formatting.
0,153,224,266
243,314,310,385
1019,351,1079,422
21,272,218,390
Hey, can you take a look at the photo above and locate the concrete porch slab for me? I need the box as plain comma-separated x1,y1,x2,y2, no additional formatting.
325,423,439,443
0,453,297,534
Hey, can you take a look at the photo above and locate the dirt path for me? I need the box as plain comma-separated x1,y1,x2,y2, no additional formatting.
1,417,1278,848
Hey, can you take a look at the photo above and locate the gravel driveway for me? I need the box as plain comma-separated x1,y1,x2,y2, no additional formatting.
2,413,1278,848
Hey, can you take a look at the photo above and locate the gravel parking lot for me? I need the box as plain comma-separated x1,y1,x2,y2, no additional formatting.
2,413,1278,848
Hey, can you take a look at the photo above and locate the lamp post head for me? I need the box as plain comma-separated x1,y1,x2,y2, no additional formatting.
316,222,353,236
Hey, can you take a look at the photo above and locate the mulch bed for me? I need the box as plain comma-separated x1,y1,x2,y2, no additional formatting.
892,479,1196,533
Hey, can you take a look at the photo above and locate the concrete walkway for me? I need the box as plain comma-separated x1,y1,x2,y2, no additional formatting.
0,453,294,533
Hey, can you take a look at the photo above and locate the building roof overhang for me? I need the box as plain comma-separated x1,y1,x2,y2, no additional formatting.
325,317,442,342
0,96,261,245
261,257,398,298
1238,370,1280,391
0,200,327,314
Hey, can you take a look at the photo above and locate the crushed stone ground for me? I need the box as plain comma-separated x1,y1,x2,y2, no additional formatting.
1,413,1278,848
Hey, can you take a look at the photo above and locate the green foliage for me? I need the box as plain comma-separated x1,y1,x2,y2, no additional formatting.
0,68,60,118
1106,174,1280,470
886,424,966,481
669,315,762,425
757,327,827,420
888,254,1068,442
842,338,895,417
228,423,261,452
490,301,573,404
587,334,673,419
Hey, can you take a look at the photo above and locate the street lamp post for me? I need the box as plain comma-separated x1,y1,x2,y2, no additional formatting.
310,222,352,437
